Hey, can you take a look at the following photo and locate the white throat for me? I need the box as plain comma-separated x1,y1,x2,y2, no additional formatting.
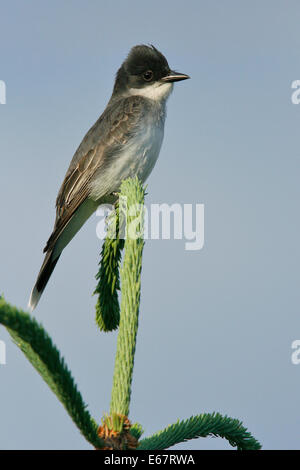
128,81,173,102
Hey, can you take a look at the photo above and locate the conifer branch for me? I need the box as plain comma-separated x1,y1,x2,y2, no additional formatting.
109,177,146,417
0,297,104,449
94,202,124,332
138,412,261,450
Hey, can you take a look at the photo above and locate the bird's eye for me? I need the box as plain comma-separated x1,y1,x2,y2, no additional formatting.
143,70,153,81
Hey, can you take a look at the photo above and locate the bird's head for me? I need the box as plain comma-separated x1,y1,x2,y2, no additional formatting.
112,44,190,102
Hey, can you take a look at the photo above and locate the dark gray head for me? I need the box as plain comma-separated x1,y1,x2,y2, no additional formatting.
112,44,189,99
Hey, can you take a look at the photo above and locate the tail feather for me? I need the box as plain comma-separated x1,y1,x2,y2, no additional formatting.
28,198,100,311
28,251,60,311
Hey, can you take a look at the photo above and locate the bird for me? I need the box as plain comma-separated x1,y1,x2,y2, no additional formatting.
28,44,190,310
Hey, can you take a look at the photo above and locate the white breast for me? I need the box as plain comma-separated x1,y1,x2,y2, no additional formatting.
90,108,166,200
122,117,164,183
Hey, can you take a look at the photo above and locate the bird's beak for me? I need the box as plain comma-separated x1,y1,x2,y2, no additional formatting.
161,71,190,83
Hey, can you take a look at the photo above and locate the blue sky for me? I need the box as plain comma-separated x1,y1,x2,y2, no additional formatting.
1,0,300,449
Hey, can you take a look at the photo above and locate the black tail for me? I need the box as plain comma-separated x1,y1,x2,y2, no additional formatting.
28,251,60,311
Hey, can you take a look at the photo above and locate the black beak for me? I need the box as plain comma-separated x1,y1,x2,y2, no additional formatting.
161,71,190,83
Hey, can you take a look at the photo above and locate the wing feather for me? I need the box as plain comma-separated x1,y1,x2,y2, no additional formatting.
43,95,146,253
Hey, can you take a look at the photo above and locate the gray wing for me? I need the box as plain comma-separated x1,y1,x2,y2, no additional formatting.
44,95,147,253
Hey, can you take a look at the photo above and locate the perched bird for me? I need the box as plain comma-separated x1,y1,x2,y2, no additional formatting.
29,44,189,310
